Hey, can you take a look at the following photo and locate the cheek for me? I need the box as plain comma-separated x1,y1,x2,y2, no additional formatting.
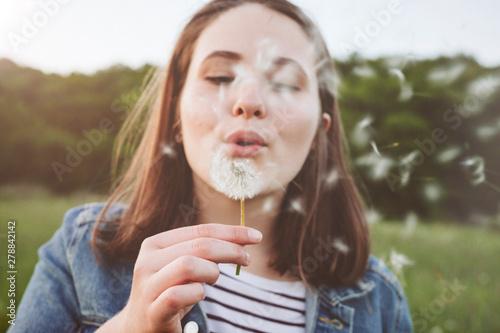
180,84,222,144
269,93,320,147
179,85,222,182
264,95,320,183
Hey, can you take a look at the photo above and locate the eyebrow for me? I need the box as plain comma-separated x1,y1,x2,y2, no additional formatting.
202,50,242,62
272,57,308,79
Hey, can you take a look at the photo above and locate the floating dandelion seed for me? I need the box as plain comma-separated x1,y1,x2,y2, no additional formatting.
429,326,444,333
400,150,419,166
324,168,339,189
254,38,278,73
399,83,413,101
289,198,305,215
423,183,442,202
332,238,349,254
351,116,373,147
428,61,467,84
261,196,276,213
314,57,330,72
353,65,376,78
466,74,500,100
370,141,381,157
402,212,418,237
384,54,415,70
460,156,485,186
356,151,395,181
397,150,420,187
389,249,413,276
160,142,176,158
389,68,413,101
400,170,411,187
389,68,405,83
437,146,462,164
476,123,500,142
365,208,382,225
230,63,247,88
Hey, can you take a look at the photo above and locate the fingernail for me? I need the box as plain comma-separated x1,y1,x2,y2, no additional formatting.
246,252,252,264
248,229,263,242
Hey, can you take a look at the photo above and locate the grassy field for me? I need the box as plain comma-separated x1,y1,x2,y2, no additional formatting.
1,188,499,332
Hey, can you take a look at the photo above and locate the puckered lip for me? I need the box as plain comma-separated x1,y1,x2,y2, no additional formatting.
225,130,266,147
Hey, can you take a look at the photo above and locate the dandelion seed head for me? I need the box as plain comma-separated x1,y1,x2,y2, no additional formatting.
389,249,413,275
210,149,262,200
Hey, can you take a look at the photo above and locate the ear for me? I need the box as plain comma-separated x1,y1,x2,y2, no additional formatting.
311,113,333,150
322,113,332,133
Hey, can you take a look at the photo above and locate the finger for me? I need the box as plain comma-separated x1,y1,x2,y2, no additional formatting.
145,237,251,272
147,256,219,301
150,282,206,321
143,224,262,250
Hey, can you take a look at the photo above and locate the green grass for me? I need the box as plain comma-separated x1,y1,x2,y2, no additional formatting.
370,221,500,332
1,188,499,332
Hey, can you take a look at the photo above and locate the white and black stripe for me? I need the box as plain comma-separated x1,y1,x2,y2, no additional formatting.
200,263,306,333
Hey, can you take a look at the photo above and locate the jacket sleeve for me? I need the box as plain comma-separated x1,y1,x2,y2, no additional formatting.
8,206,87,333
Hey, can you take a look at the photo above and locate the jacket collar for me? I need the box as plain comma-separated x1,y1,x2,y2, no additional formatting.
305,278,376,332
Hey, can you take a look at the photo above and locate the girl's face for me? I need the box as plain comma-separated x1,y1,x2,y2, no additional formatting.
179,3,325,199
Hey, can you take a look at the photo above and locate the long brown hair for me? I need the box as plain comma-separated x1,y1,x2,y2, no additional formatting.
92,0,369,288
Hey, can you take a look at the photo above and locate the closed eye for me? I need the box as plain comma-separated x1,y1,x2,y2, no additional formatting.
270,82,300,92
206,76,234,85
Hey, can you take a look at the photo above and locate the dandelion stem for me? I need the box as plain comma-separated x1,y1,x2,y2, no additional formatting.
236,198,245,275
379,142,400,150
484,181,500,193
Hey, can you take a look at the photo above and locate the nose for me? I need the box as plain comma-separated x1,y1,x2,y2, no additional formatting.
232,83,266,119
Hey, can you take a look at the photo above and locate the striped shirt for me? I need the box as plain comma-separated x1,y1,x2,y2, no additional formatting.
199,263,306,333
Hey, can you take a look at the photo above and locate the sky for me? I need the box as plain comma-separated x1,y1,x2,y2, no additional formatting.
0,0,499,75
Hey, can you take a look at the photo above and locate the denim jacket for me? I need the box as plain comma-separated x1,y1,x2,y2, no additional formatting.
9,203,413,333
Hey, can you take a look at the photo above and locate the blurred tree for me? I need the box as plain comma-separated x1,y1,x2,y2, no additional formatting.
0,56,499,223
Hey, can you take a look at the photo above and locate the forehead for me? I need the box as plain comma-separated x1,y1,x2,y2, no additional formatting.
190,3,316,72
